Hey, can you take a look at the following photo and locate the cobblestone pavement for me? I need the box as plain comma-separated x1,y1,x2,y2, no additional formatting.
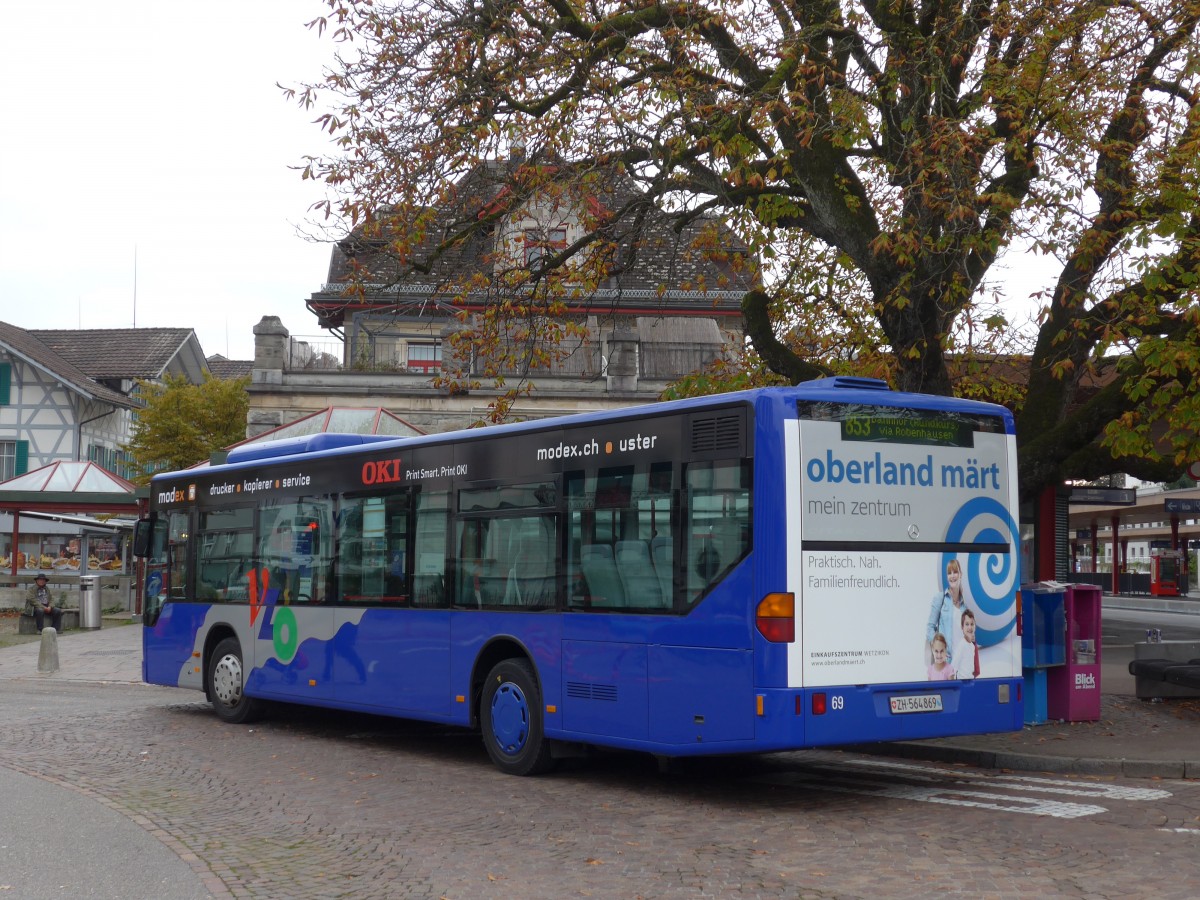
2,673,1200,900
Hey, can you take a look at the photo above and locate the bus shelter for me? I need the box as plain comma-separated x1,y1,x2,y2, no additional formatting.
0,462,146,611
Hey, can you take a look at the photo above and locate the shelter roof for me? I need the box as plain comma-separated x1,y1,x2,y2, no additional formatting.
1,461,136,493
191,407,427,469
0,460,142,514
4,510,133,532
248,407,424,443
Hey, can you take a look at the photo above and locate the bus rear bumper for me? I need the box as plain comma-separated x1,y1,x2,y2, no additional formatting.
751,679,1025,750
542,678,1024,759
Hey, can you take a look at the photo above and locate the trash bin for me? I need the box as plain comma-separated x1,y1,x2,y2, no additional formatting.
79,575,102,630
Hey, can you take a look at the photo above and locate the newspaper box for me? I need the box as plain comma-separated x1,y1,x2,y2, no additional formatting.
1046,584,1101,721
1020,584,1066,725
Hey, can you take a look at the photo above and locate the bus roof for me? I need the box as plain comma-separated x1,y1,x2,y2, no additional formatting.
155,378,1013,482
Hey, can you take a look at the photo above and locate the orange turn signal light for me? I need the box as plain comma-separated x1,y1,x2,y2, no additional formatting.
755,592,795,643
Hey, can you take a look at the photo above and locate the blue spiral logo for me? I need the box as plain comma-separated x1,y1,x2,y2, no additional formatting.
941,497,1019,647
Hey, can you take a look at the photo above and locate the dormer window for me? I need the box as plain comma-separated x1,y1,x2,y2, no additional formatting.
524,227,567,269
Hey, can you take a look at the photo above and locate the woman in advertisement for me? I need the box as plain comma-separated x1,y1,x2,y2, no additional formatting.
926,558,967,673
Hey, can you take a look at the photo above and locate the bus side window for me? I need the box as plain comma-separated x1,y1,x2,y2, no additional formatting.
195,506,254,602
454,480,557,611
456,518,491,607
684,460,752,605
567,463,676,612
336,492,410,604
503,515,557,609
259,499,335,605
144,512,187,625
413,489,449,607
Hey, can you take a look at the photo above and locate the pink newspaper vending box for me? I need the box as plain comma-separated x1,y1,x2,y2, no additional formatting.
1046,584,1102,722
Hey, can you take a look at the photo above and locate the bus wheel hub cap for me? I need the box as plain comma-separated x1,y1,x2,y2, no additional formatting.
491,683,529,754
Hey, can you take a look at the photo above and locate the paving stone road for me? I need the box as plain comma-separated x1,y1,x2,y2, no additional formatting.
2,671,1199,899
2,621,1199,898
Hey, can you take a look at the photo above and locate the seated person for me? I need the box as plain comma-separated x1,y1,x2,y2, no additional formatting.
25,573,64,633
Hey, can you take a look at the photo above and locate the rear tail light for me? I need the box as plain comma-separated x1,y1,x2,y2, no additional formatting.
812,692,827,715
756,592,795,643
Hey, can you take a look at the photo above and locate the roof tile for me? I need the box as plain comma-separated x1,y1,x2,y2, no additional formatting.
30,327,196,379
0,321,134,407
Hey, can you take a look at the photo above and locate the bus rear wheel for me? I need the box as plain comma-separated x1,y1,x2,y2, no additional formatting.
480,658,555,776
208,637,264,724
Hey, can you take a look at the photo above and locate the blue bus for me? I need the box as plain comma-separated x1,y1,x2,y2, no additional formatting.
134,378,1024,774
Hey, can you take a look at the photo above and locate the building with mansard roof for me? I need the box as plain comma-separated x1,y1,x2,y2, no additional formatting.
248,160,758,437
302,157,755,380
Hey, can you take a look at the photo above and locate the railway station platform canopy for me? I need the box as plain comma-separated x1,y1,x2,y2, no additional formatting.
1067,485,1200,580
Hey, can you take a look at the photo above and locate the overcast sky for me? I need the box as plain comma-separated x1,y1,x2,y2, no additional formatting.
0,1,339,362
0,2,1058,367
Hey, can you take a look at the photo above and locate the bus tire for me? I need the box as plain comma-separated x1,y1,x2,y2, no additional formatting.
480,658,555,776
208,637,264,725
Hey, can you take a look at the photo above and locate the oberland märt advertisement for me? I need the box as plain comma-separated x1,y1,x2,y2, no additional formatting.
787,405,1021,688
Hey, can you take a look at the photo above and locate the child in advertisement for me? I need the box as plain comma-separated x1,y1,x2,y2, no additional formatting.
959,608,981,679
927,633,957,681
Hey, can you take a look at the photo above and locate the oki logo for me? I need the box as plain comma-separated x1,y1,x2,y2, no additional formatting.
362,458,404,485
1074,672,1096,690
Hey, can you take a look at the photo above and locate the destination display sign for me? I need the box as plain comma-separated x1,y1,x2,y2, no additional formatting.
1070,487,1137,506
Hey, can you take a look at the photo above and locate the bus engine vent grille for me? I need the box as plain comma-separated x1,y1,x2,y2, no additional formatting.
566,681,619,702
690,413,744,455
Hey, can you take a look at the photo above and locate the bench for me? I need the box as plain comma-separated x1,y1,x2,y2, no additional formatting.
18,609,80,635
1164,665,1200,689
1128,654,1200,699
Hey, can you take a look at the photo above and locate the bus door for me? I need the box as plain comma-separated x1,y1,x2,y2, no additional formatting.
333,487,452,715
248,499,337,701
141,509,207,689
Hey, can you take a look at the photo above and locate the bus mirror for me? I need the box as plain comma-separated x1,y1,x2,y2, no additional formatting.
132,519,153,558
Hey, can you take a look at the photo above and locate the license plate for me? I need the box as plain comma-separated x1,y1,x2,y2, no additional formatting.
889,693,943,714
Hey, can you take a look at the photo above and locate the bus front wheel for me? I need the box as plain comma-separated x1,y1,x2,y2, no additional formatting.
480,658,555,776
208,637,264,724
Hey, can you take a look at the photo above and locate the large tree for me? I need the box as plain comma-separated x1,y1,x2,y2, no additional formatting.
125,374,250,480
289,0,1200,500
